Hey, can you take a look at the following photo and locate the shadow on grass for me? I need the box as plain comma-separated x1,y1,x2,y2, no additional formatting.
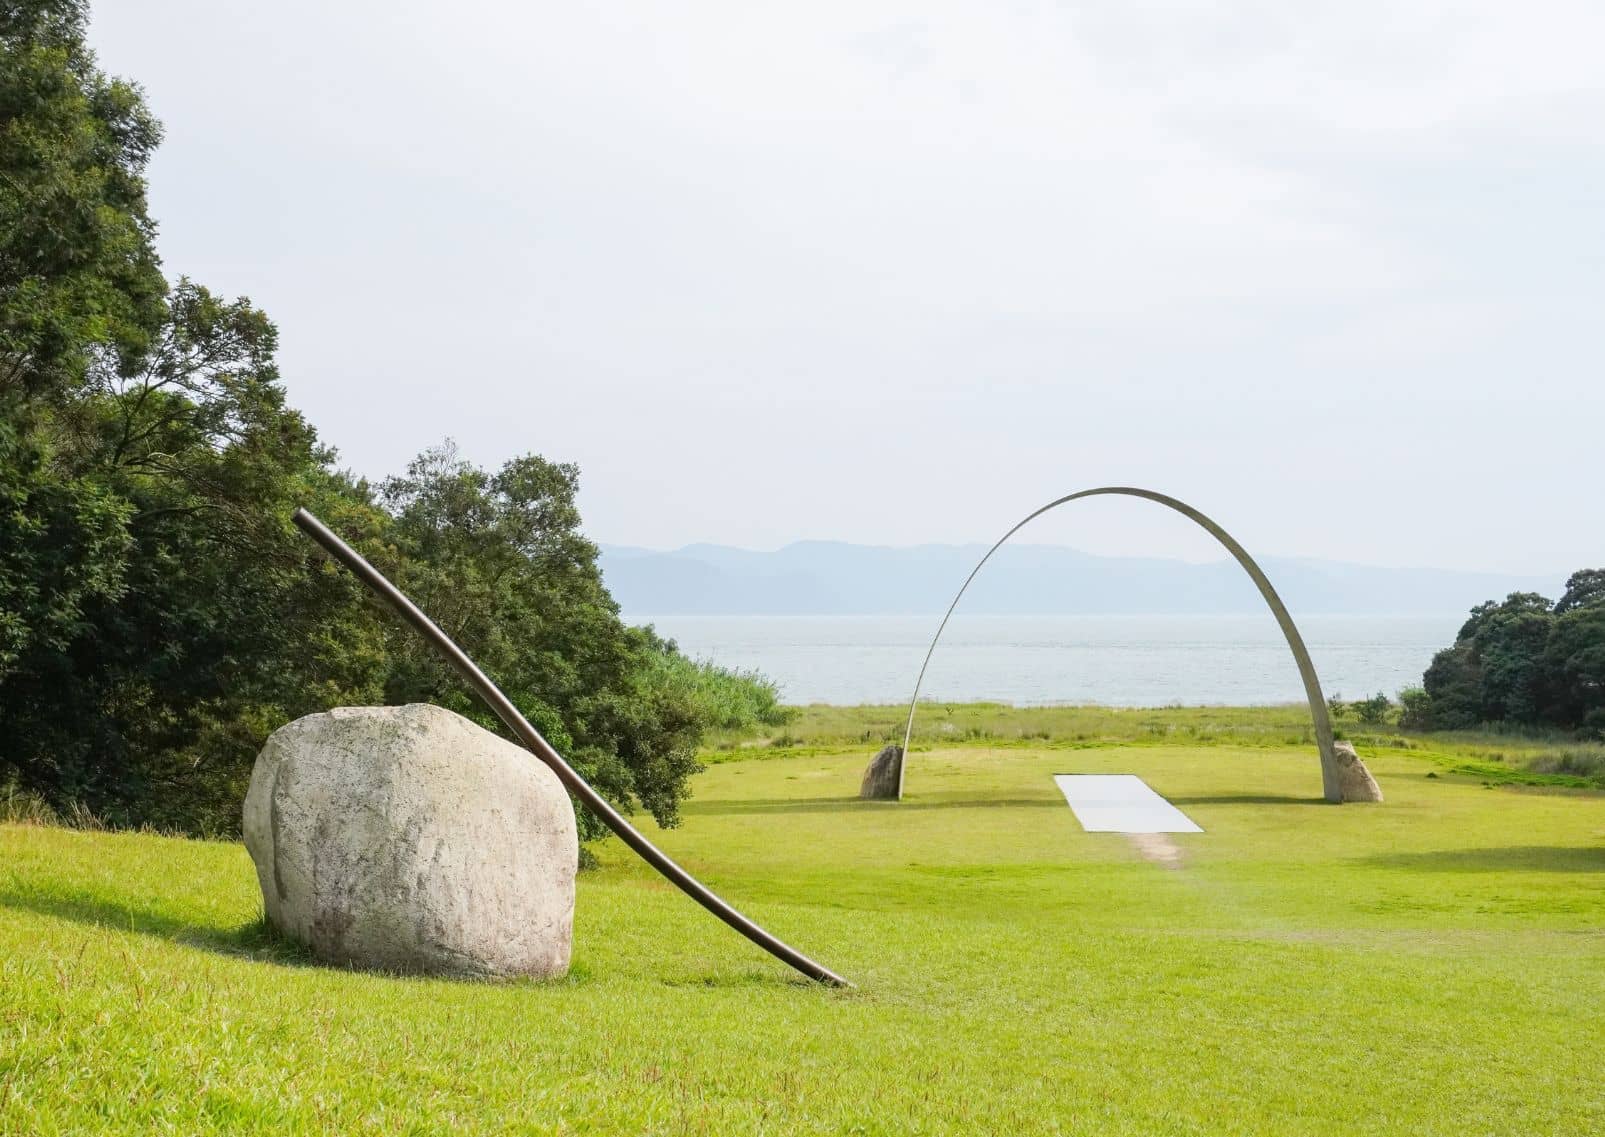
1164,793,1327,807
0,882,601,987
1360,846,1605,873
0,882,311,964
659,968,823,991
686,796,1064,815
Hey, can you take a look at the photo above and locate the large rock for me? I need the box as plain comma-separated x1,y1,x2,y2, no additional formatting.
242,703,577,978
860,744,903,800
1332,740,1384,803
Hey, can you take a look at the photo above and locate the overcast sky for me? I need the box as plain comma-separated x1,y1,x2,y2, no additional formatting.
89,2,1601,573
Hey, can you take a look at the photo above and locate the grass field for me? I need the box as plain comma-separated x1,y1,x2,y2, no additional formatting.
714,702,1605,789
3,714,1603,1134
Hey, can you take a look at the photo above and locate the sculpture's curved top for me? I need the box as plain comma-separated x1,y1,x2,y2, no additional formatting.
897,487,1346,803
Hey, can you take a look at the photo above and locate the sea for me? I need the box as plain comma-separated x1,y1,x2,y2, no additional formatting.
627,613,1464,707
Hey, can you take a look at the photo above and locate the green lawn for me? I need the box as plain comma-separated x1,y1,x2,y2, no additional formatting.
3,729,1603,1134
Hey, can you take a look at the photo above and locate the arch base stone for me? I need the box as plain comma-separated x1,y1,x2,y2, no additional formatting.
1333,742,1384,803
860,745,904,800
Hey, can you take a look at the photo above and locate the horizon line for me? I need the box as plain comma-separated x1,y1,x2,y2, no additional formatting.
595,539,1568,580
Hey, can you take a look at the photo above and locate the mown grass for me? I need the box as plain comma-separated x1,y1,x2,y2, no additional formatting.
2,725,1603,1134
707,702,1605,789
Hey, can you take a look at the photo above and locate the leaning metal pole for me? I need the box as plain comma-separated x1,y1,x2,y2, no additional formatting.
292,508,850,988
898,488,1342,803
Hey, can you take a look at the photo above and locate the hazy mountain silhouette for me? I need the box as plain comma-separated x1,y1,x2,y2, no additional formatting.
598,541,1561,617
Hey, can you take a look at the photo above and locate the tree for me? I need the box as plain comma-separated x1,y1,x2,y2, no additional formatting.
1556,569,1605,616
1396,686,1432,730
1419,642,1480,729
0,281,391,831
1419,593,1555,730
1,0,163,710
0,417,129,681
1,0,166,401
1414,578,1605,735
1468,597,1554,724
1353,692,1391,725
378,443,707,840
1543,604,1605,736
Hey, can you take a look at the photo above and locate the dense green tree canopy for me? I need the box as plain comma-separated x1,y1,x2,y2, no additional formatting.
1415,577,1605,736
1556,569,1605,616
1543,603,1605,731
1,0,784,838
1,0,166,399
1,275,391,828
2,0,162,711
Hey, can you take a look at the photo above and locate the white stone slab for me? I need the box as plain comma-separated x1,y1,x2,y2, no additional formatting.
1053,774,1203,834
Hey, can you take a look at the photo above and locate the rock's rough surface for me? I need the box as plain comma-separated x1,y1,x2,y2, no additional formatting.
860,744,903,800
1332,740,1384,803
242,703,576,978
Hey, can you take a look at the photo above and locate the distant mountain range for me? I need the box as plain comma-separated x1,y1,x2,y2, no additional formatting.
597,541,1563,617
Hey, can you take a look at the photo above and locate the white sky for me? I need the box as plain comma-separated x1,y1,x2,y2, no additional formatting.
89,2,1603,573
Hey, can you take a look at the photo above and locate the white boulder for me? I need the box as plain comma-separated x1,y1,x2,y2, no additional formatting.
242,703,576,978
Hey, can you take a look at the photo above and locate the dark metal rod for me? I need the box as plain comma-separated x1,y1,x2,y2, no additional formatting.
292,507,850,988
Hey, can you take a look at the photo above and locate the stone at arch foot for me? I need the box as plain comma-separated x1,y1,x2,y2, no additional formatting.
860,744,904,800
1332,741,1384,803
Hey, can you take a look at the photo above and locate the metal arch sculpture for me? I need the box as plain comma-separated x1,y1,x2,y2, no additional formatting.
896,487,1350,804
292,509,851,988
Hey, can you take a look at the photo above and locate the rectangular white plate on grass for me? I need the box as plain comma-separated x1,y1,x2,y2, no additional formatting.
1053,774,1203,834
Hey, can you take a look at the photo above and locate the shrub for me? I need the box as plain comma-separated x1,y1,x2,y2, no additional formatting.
1354,692,1392,725
1397,686,1433,730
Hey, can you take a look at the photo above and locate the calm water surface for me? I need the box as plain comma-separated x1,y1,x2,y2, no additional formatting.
630,614,1462,706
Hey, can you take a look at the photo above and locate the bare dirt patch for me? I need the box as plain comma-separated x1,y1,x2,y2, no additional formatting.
1128,832,1183,868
